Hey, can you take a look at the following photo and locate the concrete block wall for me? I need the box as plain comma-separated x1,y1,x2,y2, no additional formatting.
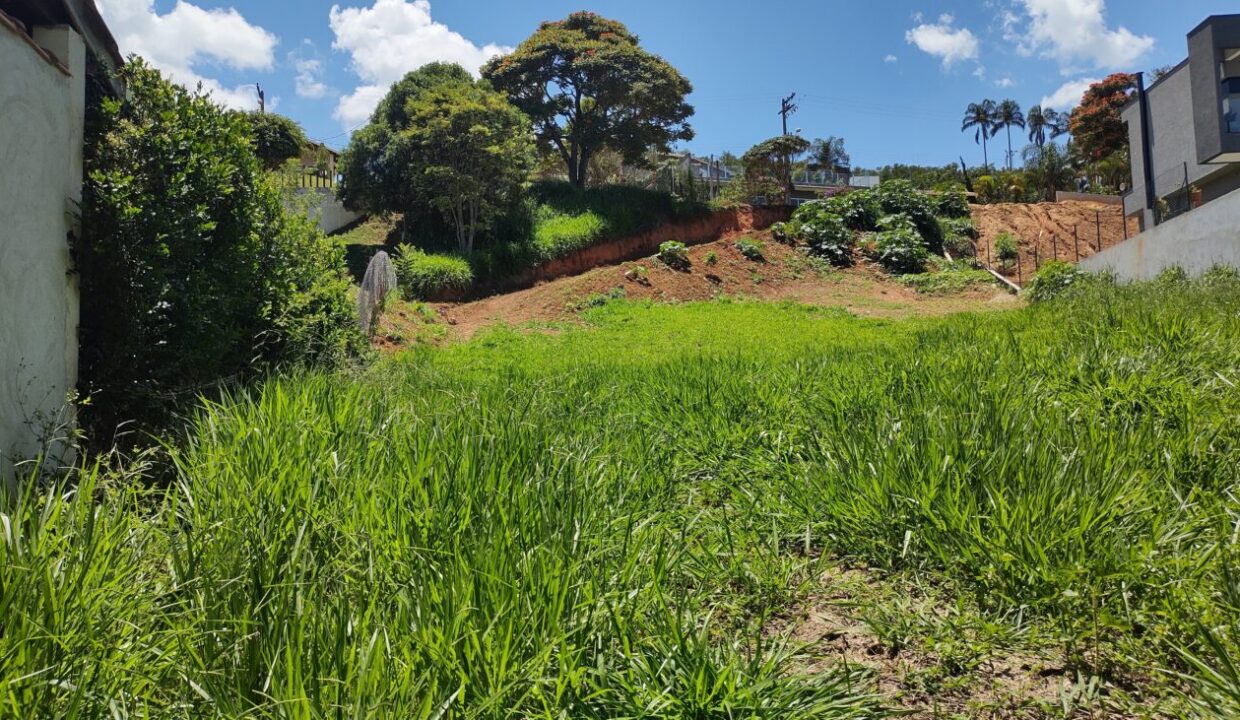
294,188,365,235
0,22,85,483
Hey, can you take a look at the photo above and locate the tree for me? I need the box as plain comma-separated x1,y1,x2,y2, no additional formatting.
1021,141,1074,201
403,79,535,252
1069,73,1136,163
79,60,358,433
338,63,535,252
741,134,810,205
808,136,850,176
242,112,308,170
993,100,1025,170
482,12,694,188
962,100,997,169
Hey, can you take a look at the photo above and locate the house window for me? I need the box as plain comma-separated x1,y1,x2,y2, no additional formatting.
1224,49,1240,134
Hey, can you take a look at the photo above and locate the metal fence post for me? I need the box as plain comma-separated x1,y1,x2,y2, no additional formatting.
1096,211,1103,250
1074,226,1080,262
1052,235,1057,261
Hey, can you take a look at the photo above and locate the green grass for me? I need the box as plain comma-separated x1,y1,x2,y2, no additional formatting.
5,276,1240,717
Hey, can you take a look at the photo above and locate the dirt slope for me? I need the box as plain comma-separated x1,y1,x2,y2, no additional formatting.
970,201,1136,283
373,230,1019,347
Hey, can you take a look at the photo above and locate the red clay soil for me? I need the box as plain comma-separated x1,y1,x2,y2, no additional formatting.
970,201,1138,284
409,231,1018,343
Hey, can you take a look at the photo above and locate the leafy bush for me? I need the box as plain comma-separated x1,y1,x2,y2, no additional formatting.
241,111,307,169
1202,264,1240,287
790,203,855,266
870,227,929,274
78,59,359,434
900,260,995,294
533,181,708,237
995,232,1019,266
938,217,978,258
934,186,971,218
875,180,943,252
735,237,765,261
657,241,690,269
1026,260,1085,302
770,222,794,244
394,246,475,300
823,191,881,231
1156,265,1190,286
705,251,719,266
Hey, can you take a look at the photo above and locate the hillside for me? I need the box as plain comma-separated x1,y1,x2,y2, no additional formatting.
970,200,1135,282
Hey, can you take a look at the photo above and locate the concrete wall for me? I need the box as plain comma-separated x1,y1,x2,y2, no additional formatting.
294,188,364,235
1081,186,1240,280
0,23,85,483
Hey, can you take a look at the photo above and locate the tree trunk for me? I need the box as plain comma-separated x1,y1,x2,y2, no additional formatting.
1006,126,1013,170
982,136,989,170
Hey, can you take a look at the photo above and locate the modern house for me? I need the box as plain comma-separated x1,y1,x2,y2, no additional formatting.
1085,14,1240,280
1123,15,1240,228
0,0,123,484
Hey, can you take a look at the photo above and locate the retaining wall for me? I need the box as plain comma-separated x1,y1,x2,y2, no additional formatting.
1080,187,1240,280
295,188,364,235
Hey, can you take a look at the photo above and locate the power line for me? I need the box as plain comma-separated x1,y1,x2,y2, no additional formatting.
779,92,798,135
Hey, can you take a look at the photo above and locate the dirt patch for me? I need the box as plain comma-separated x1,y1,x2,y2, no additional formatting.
971,201,1137,284
407,232,1017,342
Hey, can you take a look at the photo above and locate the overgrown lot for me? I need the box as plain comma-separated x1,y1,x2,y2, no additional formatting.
4,276,1240,717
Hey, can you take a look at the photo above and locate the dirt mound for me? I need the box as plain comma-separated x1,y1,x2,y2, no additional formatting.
970,201,1136,283
369,230,1019,346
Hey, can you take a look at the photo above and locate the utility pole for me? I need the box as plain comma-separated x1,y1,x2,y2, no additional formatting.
256,84,266,114
779,93,798,136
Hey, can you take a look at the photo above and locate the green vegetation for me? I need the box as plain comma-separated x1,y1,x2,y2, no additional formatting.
900,259,996,294
656,240,690,269
994,232,1019,267
734,236,765,261
483,12,694,188
79,60,358,435
393,246,474,300
1026,260,1086,302
241,111,308,170
7,275,1240,716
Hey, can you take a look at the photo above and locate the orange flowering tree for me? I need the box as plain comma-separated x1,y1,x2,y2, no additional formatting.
1069,73,1137,162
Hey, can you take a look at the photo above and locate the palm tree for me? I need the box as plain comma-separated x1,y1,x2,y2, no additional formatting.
993,100,1025,170
1027,105,1049,151
1048,109,1070,141
962,100,997,169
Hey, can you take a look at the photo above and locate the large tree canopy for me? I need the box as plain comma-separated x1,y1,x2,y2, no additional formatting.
1069,73,1136,162
337,63,533,252
741,135,810,205
482,12,694,188
242,112,308,170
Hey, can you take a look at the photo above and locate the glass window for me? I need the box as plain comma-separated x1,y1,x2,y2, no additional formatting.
1225,77,1240,134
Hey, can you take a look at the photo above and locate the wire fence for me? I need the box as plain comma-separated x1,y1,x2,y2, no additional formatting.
977,205,1131,287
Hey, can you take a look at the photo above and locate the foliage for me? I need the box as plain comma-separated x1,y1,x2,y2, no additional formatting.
241,112,308,170
705,251,719,266
877,163,962,190
938,217,977,257
900,261,996,294
789,202,855,266
875,180,942,252
934,186,971,218
1025,260,1085,302
741,135,811,205
657,240,690,269
994,232,1019,266
531,210,608,262
1026,104,1068,151
992,100,1025,169
78,59,358,433
1069,73,1137,162
961,99,997,167
807,136,850,172
824,190,881,231
735,237,765,261
870,225,929,274
769,221,794,244
393,246,475,300
482,12,694,187
1021,141,1075,202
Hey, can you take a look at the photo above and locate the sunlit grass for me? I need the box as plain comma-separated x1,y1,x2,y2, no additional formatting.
3,276,1240,716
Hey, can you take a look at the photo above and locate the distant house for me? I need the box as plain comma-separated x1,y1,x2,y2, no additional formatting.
1,0,124,484
1082,14,1240,280
1123,14,1240,229
299,141,341,188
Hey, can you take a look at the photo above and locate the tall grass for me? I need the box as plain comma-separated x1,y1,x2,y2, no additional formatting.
3,276,1240,716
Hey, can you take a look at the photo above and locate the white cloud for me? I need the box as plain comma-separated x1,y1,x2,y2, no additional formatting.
884,54,899,63
1009,0,1154,72
329,0,511,128
95,0,277,110
905,15,980,68
290,42,330,100
1041,77,1098,110
996,77,1015,88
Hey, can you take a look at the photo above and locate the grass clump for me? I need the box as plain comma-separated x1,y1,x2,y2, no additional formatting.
393,245,474,300
531,209,608,262
5,277,1240,715
900,259,996,294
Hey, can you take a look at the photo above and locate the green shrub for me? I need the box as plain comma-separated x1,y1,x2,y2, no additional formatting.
824,191,881,231
1202,264,1240,287
938,217,978,258
900,260,995,294
770,222,795,244
871,227,929,274
241,111,308,170
532,210,608,262
1026,260,1086,302
934,186,971,218
78,59,358,434
394,246,475,299
875,180,942,252
800,213,854,267
705,251,719,266
533,181,708,236
735,237,765,261
995,232,1019,266
657,241,690,269
1156,265,1190,286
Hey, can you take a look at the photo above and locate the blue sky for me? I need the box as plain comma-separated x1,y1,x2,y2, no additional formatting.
95,1,1236,168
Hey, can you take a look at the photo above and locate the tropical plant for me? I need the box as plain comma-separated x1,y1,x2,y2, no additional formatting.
807,137,850,175
1021,142,1075,201
1026,105,1067,155
993,100,1025,170
824,190,881,231
789,202,855,266
994,232,1019,267
870,226,929,274
735,237,765,261
962,100,997,168
657,240,690,269
740,135,811,205
1026,260,1085,302
482,12,694,188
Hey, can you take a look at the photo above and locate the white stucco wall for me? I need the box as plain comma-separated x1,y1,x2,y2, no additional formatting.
1081,186,1240,280
0,24,85,483
294,188,364,235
